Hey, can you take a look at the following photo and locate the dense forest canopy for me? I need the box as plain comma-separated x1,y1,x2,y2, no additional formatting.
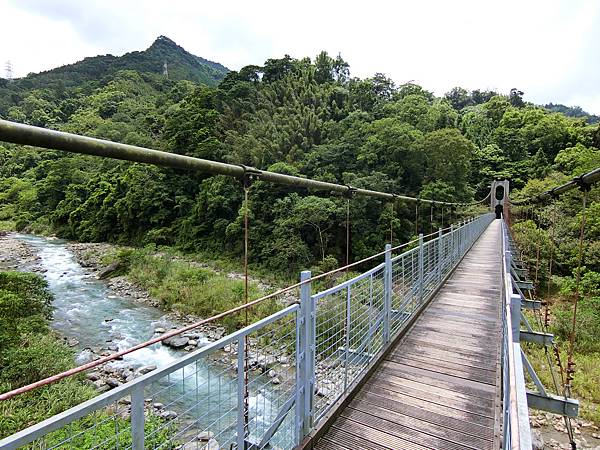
0,40,599,276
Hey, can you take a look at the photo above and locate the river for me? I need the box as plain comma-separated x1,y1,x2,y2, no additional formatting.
9,233,291,448
14,233,185,368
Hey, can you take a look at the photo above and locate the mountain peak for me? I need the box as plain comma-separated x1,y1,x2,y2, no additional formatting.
149,35,180,50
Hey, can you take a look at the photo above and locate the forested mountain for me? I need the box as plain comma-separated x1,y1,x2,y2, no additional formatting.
544,102,600,125
0,48,599,275
0,36,228,121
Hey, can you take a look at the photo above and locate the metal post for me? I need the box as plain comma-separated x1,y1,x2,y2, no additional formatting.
130,384,145,450
450,225,456,264
437,228,443,283
296,270,314,441
344,287,351,390
237,337,246,449
384,244,392,343
418,234,424,303
511,293,521,342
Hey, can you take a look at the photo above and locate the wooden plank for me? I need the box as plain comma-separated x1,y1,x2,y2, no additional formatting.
317,426,390,450
367,375,496,417
409,323,499,339
391,344,498,369
389,345,498,373
333,416,430,450
386,353,497,385
362,384,495,428
313,438,352,450
421,309,499,323
398,337,498,362
406,329,496,351
341,407,474,450
368,371,496,412
354,390,495,441
347,403,493,450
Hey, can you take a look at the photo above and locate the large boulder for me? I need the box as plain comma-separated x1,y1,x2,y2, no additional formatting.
162,335,189,349
98,261,121,279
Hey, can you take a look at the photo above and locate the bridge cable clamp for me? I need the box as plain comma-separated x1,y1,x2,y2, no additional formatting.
238,164,262,189
574,176,591,192
343,185,356,199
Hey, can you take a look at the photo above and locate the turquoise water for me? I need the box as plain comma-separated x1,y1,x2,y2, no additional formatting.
12,234,290,447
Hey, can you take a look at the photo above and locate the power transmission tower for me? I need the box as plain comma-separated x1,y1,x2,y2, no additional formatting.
5,61,13,80
163,61,169,79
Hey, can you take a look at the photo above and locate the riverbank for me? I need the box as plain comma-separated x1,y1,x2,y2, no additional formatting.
0,231,41,271
3,233,297,394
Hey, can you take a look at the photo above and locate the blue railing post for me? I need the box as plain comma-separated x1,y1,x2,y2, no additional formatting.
437,228,443,283
237,337,246,449
418,234,424,303
449,224,455,263
296,270,315,442
130,384,145,450
383,243,392,343
510,292,521,342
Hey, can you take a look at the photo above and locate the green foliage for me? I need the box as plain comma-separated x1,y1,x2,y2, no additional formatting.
2,43,598,281
0,271,97,438
0,271,177,442
115,247,278,331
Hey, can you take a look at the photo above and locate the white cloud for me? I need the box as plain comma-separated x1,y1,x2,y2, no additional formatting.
1,0,599,114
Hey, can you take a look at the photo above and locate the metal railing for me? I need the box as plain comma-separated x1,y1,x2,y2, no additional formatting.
0,213,494,450
500,219,532,449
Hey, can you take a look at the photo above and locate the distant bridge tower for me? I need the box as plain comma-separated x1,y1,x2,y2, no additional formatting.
490,180,509,219
163,61,169,79
4,61,13,80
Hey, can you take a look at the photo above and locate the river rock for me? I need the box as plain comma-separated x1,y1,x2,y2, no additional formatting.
160,410,178,420
197,431,214,441
271,377,281,385
316,386,331,397
138,365,157,375
188,340,197,347
66,338,79,347
153,402,164,409
154,327,166,334
106,378,121,388
98,261,121,279
86,372,101,381
181,439,219,450
162,336,189,348
206,439,219,450
93,380,110,393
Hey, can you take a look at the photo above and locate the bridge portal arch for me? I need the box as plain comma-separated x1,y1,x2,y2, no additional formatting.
490,180,509,219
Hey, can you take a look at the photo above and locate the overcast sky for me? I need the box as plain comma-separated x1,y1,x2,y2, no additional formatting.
1,0,599,114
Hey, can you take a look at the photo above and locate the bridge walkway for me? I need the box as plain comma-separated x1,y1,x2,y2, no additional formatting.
314,220,503,450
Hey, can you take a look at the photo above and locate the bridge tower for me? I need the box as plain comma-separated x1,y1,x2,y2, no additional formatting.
490,179,509,219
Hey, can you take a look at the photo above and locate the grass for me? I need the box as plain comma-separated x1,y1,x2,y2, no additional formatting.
108,247,283,332
524,344,600,425
0,220,14,232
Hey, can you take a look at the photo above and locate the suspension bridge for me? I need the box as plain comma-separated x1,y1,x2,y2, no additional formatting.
0,119,597,450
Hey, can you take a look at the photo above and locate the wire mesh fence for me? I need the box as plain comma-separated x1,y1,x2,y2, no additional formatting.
1,214,494,450
3,305,299,450
311,214,494,425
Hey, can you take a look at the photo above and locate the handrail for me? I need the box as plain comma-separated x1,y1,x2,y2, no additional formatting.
501,219,533,449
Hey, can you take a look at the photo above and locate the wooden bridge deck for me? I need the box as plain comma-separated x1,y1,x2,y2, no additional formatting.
313,220,503,450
